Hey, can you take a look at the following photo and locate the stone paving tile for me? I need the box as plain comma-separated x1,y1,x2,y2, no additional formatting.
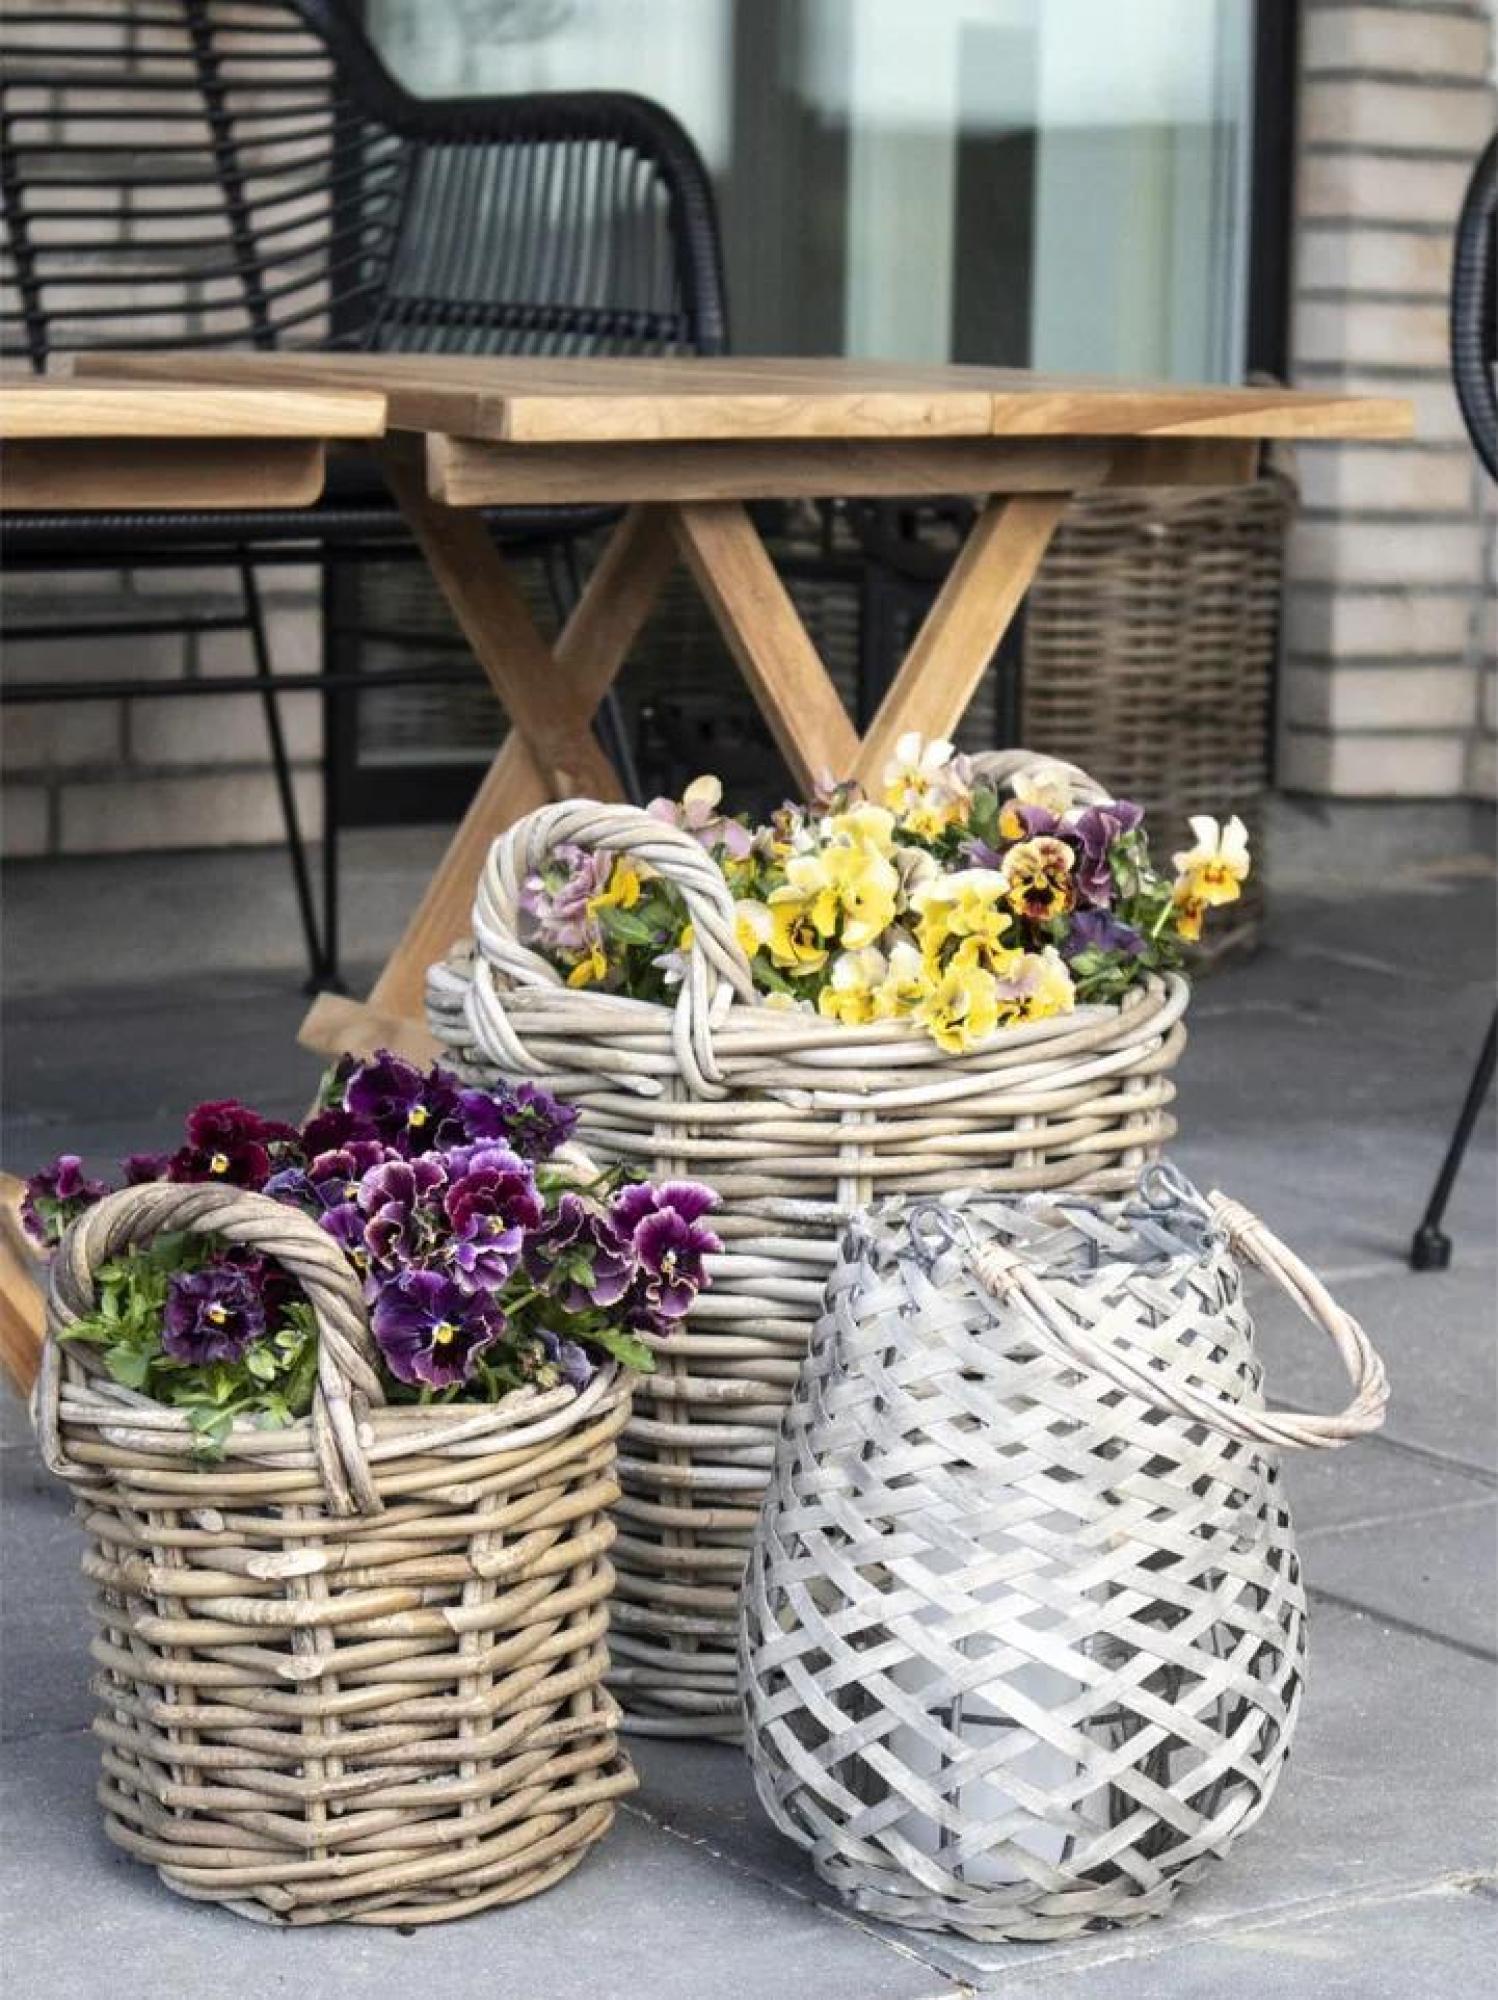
630,1598,1497,1989
1250,1263,1498,1477
1277,1429,1494,1536
0,1445,92,1742
1299,1501,1497,1658
0,1729,957,2000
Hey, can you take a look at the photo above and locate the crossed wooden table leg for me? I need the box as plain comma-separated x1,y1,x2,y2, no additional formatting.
299,439,1232,1061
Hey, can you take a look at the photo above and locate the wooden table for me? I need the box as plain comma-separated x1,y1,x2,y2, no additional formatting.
69,353,1410,1063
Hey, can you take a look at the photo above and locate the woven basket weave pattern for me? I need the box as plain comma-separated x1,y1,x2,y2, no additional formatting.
33,1181,634,1926
738,1178,1386,1941
1020,472,1296,956
426,751,1190,1738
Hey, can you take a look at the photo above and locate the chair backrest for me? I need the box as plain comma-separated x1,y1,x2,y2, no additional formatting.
0,0,727,367
1450,130,1497,486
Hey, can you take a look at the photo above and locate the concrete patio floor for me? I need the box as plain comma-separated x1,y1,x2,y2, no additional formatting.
2,832,1495,1998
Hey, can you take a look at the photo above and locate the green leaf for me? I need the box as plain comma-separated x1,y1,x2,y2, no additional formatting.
102,1343,152,1389
584,1325,657,1374
244,1344,279,1383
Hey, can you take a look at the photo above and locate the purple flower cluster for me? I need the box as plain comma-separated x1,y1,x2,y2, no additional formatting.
24,1051,718,1402
969,797,1147,956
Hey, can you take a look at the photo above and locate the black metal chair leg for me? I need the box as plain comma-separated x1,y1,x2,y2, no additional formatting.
315,558,347,997
1411,1007,1498,1271
546,539,646,804
238,557,325,988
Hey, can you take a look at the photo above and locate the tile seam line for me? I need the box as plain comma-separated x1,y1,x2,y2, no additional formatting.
618,1796,954,1979
1305,1583,1498,1662
1298,1492,1496,1540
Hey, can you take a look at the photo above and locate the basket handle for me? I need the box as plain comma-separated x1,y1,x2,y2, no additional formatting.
971,1190,1389,1451
33,1181,386,1516
465,752,1112,1090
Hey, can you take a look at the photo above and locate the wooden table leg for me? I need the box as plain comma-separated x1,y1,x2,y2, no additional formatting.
300,503,677,1059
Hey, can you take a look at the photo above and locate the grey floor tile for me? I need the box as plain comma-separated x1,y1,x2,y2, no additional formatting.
1250,1263,1498,1477
1278,1431,1494,1537
1300,1501,1497,1658
0,1444,92,1741
976,1881,1498,1999
0,1729,955,2000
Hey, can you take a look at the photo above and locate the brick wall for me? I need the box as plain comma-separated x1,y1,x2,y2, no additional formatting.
1281,0,1497,803
0,1,326,858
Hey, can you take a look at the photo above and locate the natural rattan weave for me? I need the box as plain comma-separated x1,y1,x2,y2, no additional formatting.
739,1170,1388,1942
32,1180,634,1926
427,751,1189,1739
1020,467,1295,957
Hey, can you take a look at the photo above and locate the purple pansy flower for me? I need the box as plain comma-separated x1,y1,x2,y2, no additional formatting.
1068,801,1144,907
518,844,613,957
344,1053,459,1155
611,1181,721,1324
525,1191,633,1311
357,1155,446,1269
168,1099,298,1190
299,1103,379,1157
444,1146,543,1292
1061,908,1147,960
538,1328,594,1390
20,1154,110,1248
370,1268,501,1388
455,1081,578,1161
121,1151,171,1186
162,1263,266,1365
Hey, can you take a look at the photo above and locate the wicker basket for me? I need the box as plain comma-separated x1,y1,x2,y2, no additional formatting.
1020,465,1295,958
426,750,1190,1740
31,1181,635,1926
739,1168,1388,1942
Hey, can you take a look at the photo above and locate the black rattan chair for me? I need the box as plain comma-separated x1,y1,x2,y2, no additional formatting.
0,0,727,984
1409,129,1498,1271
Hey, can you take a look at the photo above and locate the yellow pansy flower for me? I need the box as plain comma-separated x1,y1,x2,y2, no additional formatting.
734,898,774,960
911,868,1012,961
566,938,609,988
950,930,1024,983
1001,836,1076,920
586,857,643,919
818,946,889,1026
1171,815,1251,909
872,939,930,1021
825,802,898,856
778,843,899,952
882,731,970,837
765,893,830,974
913,959,1001,1054
1171,882,1207,942
992,946,1076,1026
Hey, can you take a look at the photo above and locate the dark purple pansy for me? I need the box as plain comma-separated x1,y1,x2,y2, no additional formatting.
444,1146,543,1292
20,1154,110,1248
168,1099,298,1191
370,1268,501,1388
121,1151,171,1187
162,1263,266,1365
611,1181,722,1324
538,1328,594,1390
1068,801,1144,907
345,1052,459,1155
456,1081,578,1161
299,1103,379,1157
357,1155,446,1269
525,1191,633,1311
1061,908,1147,960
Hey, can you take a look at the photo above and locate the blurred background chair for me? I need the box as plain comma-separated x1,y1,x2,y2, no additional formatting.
1410,128,1498,1272
0,0,727,987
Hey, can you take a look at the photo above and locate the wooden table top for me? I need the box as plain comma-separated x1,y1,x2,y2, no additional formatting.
74,352,1411,447
0,374,388,441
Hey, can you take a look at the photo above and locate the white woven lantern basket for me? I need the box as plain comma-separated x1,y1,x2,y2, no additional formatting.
427,751,1190,1739
738,1167,1389,1942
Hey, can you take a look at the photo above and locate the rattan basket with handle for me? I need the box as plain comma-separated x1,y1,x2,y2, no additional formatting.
739,1168,1388,1942
426,750,1192,1741
31,1180,634,1926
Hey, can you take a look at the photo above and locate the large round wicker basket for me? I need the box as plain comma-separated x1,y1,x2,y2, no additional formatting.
31,1180,634,1925
740,1171,1388,1941
426,750,1190,1739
